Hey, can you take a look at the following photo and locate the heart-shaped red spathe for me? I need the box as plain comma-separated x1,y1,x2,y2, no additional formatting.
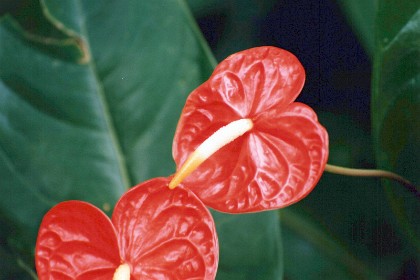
36,177,219,279
172,46,329,213
36,201,120,279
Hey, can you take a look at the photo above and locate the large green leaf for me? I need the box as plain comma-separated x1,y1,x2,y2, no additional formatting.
372,1,420,250
0,0,281,278
283,112,416,279
281,208,381,280
213,211,282,279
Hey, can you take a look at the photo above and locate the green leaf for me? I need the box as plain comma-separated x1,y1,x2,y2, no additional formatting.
213,211,282,279
372,1,420,250
0,246,34,280
281,208,381,280
0,0,281,278
186,0,228,16
282,112,407,279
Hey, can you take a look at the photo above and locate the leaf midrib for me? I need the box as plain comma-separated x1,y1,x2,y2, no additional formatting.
40,0,217,195
74,0,132,192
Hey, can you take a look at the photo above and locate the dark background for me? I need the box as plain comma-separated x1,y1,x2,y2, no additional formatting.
191,0,371,129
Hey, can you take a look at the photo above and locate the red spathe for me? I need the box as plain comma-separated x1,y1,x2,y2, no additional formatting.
36,177,219,279
172,46,329,213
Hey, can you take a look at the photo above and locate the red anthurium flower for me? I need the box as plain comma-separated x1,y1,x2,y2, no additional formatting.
36,177,219,280
170,46,329,213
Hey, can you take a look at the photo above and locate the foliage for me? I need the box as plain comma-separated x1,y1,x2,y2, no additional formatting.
0,0,418,279
372,0,420,253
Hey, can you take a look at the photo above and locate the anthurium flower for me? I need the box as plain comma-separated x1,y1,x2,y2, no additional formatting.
36,177,219,279
171,46,329,213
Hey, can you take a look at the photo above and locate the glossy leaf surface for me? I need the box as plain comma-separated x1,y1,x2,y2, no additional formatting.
173,46,329,213
213,210,282,279
36,178,219,280
372,1,420,249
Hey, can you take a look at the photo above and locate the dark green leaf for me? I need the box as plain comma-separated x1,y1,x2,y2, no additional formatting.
281,208,381,280
214,211,282,279
186,0,228,16
0,245,34,280
0,0,282,278
372,1,420,250
282,112,403,279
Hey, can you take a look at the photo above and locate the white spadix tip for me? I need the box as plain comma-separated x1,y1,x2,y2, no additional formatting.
113,263,130,280
169,118,253,189
196,118,253,158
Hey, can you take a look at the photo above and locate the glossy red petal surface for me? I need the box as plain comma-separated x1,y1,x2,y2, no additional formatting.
112,177,218,280
35,201,120,280
252,102,329,208
173,47,305,169
173,46,328,213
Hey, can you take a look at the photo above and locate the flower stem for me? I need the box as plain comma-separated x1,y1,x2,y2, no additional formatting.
324,164,419,197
